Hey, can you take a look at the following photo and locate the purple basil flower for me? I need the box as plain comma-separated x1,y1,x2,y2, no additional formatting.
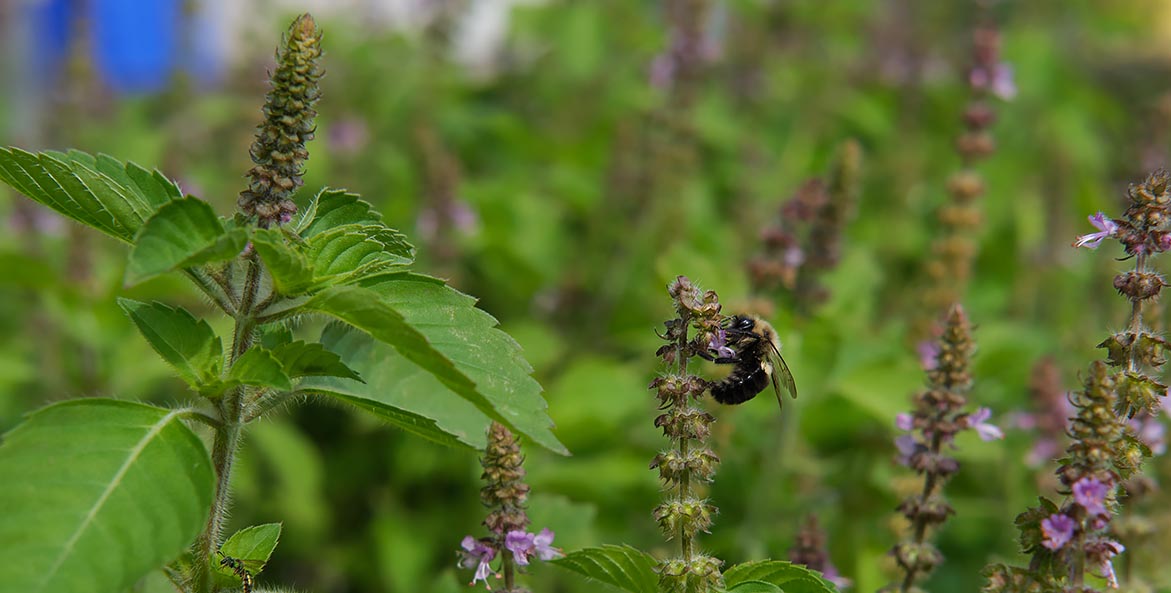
1073,477,1110,516
895,413,913,431
505,528,562,566
822,562,852,590
505,530,536,566
966,407,1005,441
459,536,497,587
1087,539,1125,588
990,63,1016,100
532,528,562,560
1073,212,1118,249
916,340,939,371
1040,513,1075,550
709,329,735,359
783,245,805,268
895,434,918,467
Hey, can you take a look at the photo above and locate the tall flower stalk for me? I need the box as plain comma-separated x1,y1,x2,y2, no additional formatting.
887,305,1002,593
983,170,1170,592
651,276,724,593
916,13,1013,341
458,422,561,591
190,15,323,593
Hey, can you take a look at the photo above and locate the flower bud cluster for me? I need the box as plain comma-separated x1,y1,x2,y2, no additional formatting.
457,422,561,591
237,14,323,228
749,140,862,313
789,515,851,589
889,305,1002,592
653,276,724,593
918,17,1013,341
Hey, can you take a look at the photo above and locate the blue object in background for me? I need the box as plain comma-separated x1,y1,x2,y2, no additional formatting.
92,0,181,93
24,0,224,95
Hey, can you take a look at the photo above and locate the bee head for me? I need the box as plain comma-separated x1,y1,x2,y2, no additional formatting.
726,315,756,332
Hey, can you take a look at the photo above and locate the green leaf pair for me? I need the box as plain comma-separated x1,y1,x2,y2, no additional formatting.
553,548,840,593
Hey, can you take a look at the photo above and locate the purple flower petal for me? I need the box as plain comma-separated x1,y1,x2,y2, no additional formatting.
505,530,536,566
1041,513,1075,550
916,341,939,371
1073,212,1118,249
533,528,562,560
967,407,1004,441
895,413,913,431
1073,477,1110,516
895,434,918,467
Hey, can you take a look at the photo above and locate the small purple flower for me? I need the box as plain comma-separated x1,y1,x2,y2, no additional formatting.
783,245,805,268
532,528,562,560
1040,513,1075,550
1025,438,1060,468
1073,477,1110,516
991,63,1016,101
895,434,918,467
966,407,1004,441
709,330,735,359
1073,212,1118,249
895,413,913,431
459,536,497,587
1087,539,1125,588
969,62,1016,101
916,341,939,371
822,562,852,590
505,528,562,566
505,530,536,566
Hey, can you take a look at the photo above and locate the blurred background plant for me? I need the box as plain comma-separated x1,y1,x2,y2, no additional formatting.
3,1,1171,592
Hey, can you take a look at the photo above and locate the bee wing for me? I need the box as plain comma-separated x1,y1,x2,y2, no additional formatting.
764,340,797,405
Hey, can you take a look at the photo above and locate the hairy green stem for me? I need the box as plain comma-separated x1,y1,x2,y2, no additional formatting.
1126,253,1147,374
192,255,264,593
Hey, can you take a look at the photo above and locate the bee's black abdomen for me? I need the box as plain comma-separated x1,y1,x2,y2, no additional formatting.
710,364,769,404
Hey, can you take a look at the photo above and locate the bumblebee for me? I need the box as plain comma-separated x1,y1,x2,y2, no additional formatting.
699,315,797,410
218,552,255,593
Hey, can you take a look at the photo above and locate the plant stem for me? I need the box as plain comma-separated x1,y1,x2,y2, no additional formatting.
675,311,694,564
1126,253,1147,373
191,255,264,593
900,419,946,592
503,551,516,592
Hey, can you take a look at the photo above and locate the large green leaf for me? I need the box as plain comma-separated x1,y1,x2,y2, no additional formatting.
0,148,175,243
303,324,485,449
0,399,214,593
303,275,566,454
723,561,839,593
125,197,248,285
551,545,659,593
117,298,222,387
725,582,784,593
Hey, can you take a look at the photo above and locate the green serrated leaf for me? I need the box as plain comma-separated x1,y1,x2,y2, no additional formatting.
298,188,384,236
0,148,160,242
723,560,839,593
304,224,412,277
251,228,316,295
271,340,363,381
117,298,223,386
304,276,566,454
125,197,248,285
217,523,281,575
0,399,214,593
303,324,482,449
551,545,659,593
725,581,784,593
228,347,293,391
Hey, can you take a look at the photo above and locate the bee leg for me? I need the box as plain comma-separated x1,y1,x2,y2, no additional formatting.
694,349,740,365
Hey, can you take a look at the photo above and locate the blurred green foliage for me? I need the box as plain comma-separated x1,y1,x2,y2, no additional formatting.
4,1,1171,592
